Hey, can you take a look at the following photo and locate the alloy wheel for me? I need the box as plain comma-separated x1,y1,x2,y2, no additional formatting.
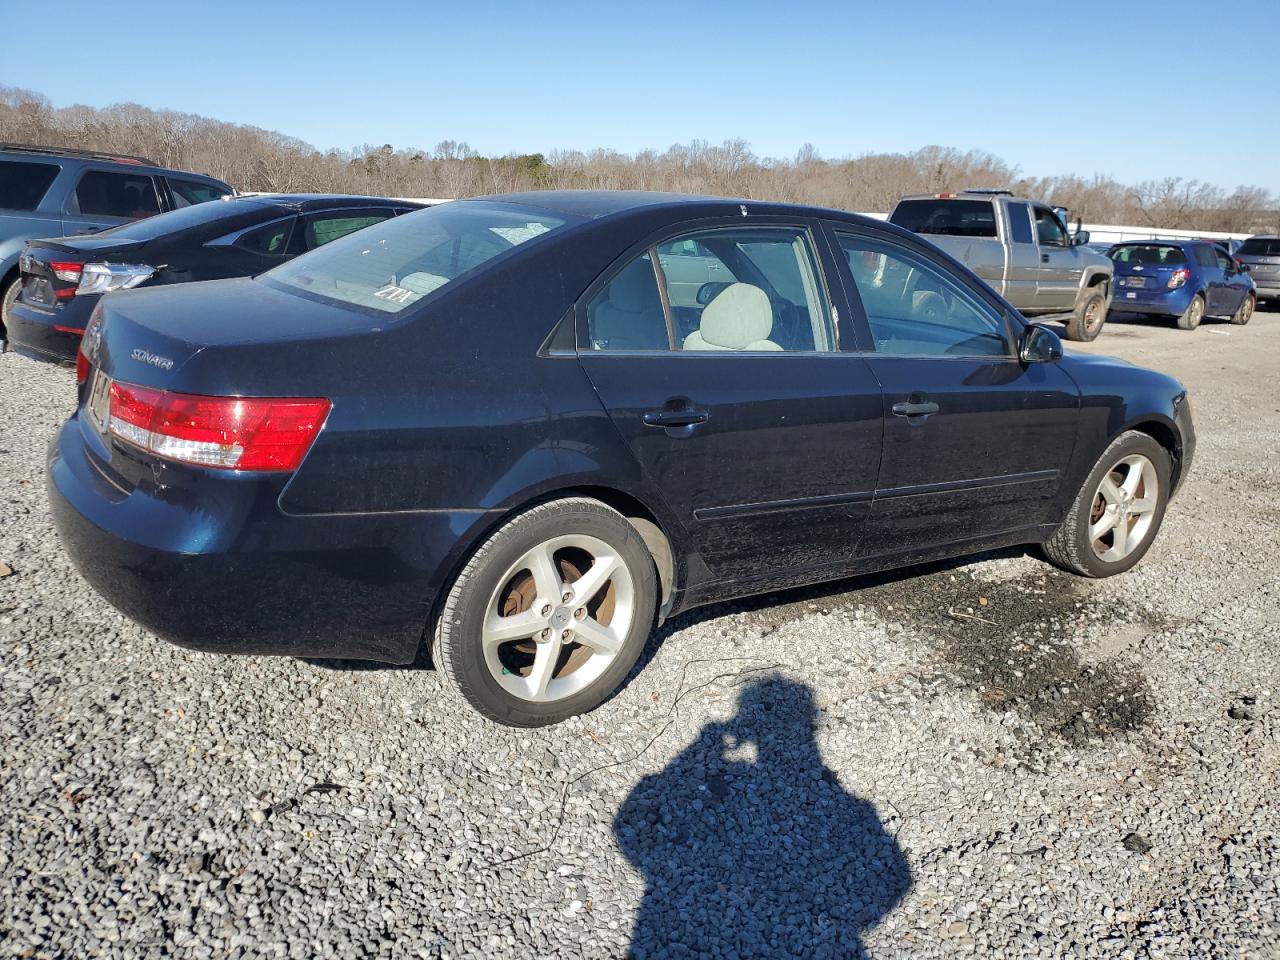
480,534,635,703
1088,453,1160,563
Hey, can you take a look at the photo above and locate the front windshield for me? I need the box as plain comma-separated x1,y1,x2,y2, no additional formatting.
265,201,569,313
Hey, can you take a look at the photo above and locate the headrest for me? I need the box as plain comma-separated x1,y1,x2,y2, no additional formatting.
608,258,656,312
696,283,773,349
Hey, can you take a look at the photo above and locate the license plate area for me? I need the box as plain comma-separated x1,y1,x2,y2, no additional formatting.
86,370,112,435
1121,276,1147,288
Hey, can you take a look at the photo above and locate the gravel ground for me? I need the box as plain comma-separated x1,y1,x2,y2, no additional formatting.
1,306,1278,959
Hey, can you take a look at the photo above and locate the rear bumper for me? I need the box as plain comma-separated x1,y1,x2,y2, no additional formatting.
47,414,493,663
1112,284,1194,317
1251,281,1280,298
7,297,94,364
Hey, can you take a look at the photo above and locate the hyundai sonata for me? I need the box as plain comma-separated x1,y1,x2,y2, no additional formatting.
49,192,1195,726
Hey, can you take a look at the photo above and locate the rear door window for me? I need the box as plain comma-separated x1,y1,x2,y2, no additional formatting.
889,199,997,238
1005,202,1034,244
167,177,230,208
0,160,60,211
73,170,161,219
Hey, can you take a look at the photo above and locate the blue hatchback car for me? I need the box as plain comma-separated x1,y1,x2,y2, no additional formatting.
1108,240,1255,330
49,192,1196,726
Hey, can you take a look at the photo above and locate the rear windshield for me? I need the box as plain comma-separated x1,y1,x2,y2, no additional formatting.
0,159,60,211
264,201,570,314
889,199,997,238
94,197,257,241
1239,238,1280,257
1108,244,1186,266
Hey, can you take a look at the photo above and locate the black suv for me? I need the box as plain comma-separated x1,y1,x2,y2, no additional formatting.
1,143,234,344
7,194,425,363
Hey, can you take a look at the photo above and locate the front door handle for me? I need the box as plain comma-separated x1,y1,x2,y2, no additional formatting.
1040,253,1050,263
892,400,940,418
643,408,710,428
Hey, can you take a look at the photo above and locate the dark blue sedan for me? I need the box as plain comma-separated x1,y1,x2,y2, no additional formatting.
49,192,1195,726
1108,239,1256,329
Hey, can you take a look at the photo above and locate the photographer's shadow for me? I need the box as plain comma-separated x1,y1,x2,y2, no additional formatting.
615,677,910,959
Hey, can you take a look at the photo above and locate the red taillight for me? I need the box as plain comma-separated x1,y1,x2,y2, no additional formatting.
1168,268,1190,289
75,348,90,385
49,261,83,283
105,380,330,471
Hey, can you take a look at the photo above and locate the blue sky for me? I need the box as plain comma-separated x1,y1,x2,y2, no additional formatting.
6,0,1276,191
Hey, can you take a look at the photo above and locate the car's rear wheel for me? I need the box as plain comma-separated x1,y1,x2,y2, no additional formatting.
1064,288,1107,342
1042,430,1171,578
432,497,658,726
1176,294,1204,330
1230,293,1255,326
0,274,20,348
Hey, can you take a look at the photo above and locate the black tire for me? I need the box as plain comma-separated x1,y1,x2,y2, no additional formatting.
1230,293,1255,326
0,273,20,347
1175,293,1204,331
1042,430,1172,578
1064,287,1107,342
432,497,658,727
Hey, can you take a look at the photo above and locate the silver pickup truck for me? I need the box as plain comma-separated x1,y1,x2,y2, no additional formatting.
888,190,1113,341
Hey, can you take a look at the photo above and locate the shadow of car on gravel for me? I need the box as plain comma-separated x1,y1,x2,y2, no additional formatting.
614,676,910,959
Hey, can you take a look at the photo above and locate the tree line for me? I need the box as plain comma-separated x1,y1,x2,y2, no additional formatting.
3,85,1275,233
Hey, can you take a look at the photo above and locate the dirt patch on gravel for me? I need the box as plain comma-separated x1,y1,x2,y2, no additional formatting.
855,566,1160,746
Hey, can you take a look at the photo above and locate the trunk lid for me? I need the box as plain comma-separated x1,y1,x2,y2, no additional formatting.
1109,244,1187,292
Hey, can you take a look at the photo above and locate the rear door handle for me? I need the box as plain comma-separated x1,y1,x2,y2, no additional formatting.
892,401,940,418
643,408,710,428
1040,253,1050,263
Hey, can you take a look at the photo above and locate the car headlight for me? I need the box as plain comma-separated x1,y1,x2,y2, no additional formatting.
77,263,156,296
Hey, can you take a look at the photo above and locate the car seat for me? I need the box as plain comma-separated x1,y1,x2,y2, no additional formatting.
682,283,782,351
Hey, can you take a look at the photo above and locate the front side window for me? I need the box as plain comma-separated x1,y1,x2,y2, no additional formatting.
0,160,60,211
586,226,835,353
836,232,1011,358
167,177,230,208
1033,207,1068,247
73,171,160,219
1214,248,1233,271
266,202,567,314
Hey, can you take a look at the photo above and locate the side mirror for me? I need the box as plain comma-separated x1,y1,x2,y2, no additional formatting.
1074,230,1091,246
1020,324,1063,364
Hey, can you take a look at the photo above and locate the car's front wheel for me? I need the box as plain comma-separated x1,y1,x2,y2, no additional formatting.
432,497,658,726
1042,431,1172,578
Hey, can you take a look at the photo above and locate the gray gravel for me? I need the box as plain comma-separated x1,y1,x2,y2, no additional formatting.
2,307,1279,959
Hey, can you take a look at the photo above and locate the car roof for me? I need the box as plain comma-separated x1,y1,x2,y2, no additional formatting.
225,193,423,211
468,189,854,223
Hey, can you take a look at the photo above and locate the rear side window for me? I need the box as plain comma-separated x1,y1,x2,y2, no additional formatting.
1193,246,1218,268
237,218,295,255
0,160,60,211
889,199,997,238
1239,238,1280,257
74,171,161,219
1006,202,1034,244
1110,245,1186,266
265,201,568,314
167,177,230,208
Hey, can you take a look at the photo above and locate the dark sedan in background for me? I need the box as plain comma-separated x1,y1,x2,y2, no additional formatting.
50,192,1194,726
1107,239,1255,330
7,194,424,363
